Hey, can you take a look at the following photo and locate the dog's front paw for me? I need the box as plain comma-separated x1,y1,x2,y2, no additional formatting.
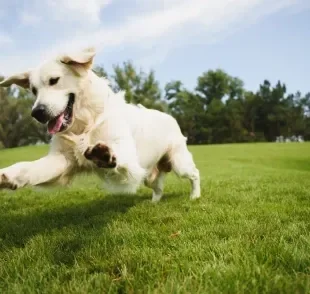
84,142,117,168
0,174,18,190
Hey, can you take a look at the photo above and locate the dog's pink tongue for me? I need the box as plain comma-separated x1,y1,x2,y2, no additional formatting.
48,113,65,134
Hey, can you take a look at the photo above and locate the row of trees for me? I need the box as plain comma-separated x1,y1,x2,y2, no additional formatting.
0,62,309,148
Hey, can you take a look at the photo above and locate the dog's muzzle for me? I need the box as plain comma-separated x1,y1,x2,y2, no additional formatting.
31,104,50,124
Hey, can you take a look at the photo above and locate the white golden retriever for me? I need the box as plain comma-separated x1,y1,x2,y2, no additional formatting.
0,47,200,202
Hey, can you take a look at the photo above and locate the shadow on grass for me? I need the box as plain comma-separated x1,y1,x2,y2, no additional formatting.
0,193,150,252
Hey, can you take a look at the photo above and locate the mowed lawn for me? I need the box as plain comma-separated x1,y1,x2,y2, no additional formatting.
0,143,310,294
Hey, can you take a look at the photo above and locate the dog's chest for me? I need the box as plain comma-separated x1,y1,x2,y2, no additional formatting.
74,147,91,167
61,127,105,168
67,134,95,168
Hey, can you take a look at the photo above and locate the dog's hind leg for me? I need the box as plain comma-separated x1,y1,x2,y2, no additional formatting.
150,172,166,202
170,144,200,200
144,154,171,202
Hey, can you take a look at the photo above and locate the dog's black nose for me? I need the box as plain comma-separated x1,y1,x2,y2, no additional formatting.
31,104,49,124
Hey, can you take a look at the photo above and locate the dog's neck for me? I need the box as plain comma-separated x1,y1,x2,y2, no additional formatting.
59,71,125,139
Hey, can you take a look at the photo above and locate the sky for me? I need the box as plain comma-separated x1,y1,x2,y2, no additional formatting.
0,0,309,94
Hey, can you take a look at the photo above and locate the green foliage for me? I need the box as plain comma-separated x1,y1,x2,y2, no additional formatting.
112,61,168,112
168,71,309,144
0,63,309,148
0,143,310,293
0,80,50,148
165,81,206,143
93,64,109,79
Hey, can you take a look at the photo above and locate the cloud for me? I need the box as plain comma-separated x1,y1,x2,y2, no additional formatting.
20,11,42,26
46,0,112,25
41,0,300,60
0,0,305,75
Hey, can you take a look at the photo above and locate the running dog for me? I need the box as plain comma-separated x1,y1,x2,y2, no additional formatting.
0,47,200,202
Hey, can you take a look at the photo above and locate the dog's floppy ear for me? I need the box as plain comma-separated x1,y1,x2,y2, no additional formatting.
59,47,96,71
0,72,30,88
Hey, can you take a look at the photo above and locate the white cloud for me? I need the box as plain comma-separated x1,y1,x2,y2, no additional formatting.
20,11,41,26
0,0,305,75
41,0,300,60
47,0,112,24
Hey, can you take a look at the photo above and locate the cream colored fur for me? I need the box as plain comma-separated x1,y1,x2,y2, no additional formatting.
0,47,200,201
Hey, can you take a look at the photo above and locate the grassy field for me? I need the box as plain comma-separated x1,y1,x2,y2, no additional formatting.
0,143,310,293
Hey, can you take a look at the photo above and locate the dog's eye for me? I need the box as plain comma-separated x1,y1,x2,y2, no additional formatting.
32,87,37,96
49,77,60,86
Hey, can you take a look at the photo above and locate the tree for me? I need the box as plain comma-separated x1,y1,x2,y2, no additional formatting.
0,77,49,148
165,81,206,143
225,97,247,142
196,69,244,105
112,61,167,111
1,63,310,148
93,65,109,79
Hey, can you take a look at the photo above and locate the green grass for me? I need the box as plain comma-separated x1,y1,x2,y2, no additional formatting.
0,143,310,294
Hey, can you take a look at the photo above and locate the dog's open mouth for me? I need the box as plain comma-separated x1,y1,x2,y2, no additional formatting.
47,94,75,134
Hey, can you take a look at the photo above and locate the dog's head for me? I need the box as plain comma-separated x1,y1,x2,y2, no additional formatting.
0,47,96,135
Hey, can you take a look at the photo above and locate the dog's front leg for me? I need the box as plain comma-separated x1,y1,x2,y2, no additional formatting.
84,142,117,168
0,154,69,190
84,139,146,187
